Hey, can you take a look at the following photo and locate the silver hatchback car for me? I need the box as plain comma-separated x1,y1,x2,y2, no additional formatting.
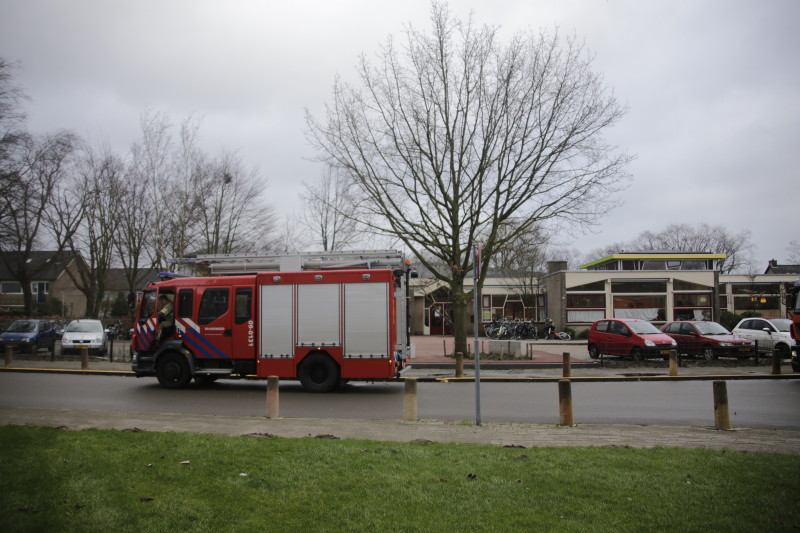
61,319,108,356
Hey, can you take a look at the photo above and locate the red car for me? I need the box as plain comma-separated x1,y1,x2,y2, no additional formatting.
588,318,677,360
661,321,754,360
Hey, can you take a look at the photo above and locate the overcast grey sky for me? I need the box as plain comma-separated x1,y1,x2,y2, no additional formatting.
1,0,798,268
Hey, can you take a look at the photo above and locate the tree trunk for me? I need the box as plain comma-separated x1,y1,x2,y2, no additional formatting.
450,279,470,356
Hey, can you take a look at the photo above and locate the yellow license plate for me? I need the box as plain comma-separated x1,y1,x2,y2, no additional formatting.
7,344,17,348
739,347,751,351
75,345,89,349
660,350,670,355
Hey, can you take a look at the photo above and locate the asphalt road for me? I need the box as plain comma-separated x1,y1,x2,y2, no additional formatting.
1,372,799,430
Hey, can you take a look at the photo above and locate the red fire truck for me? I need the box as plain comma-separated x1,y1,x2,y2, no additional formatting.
131,251,415,392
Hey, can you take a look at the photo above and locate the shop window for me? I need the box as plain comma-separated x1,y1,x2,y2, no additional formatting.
674,280,712,291
731,283,780,295
613,295,666,321
611,281,666,293
673,309,711,321
733,295,780,312
567,281,605,292
674,293,711,307
567,293,605,307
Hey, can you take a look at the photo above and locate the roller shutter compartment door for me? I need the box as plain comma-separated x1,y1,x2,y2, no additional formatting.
344,282,389,357
260,284,294,357
297,284,341,346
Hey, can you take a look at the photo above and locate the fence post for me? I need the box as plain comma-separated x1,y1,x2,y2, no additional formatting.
403,378,418,422
443,339,446,357
109,336,114,363
669,349,678,377
713,380,731,430
81,346,89,370
558,380,574,426
562,352,571,378
4,345,11,368
771,348,781,375
455,352,464,378
266,376,279,418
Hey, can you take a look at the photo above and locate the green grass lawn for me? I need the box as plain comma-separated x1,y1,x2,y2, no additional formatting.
0,425,798,532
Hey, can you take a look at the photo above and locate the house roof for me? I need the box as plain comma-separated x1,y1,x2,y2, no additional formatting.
104,268,161,292
0,251,77,281
764,264,800,275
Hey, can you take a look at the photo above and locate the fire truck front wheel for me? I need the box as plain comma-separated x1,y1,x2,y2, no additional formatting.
156,352,192,389
298,354,340,393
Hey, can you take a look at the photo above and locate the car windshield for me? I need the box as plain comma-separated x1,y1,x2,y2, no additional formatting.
6,321,38,333
768,319,792,332
626,321,662,334
65,321,103,333
695,322,731,335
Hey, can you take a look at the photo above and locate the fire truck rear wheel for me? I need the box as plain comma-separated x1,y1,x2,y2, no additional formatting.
299,354,339,393
156,352,191,389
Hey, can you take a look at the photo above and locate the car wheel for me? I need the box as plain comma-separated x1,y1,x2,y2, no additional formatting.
703,347,716,361
298,353,339,393
588,344,599,359
156,352,191,389
631,347,644,361
777,344,791,359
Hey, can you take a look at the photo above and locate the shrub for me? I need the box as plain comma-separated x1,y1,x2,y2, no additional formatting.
576,328,591,340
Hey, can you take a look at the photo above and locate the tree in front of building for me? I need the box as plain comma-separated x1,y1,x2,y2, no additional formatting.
306,2,632,354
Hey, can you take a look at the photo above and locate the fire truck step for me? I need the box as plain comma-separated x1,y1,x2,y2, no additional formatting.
198,369,233,375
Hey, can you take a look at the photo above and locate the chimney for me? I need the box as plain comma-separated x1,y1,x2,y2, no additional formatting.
548,260,568,274
769,259,778,267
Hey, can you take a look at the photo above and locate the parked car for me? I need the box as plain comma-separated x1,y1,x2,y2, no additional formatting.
660,320,754,360
0,319,57,354
588,318,677,360
61,319,108,356
731,317,796,357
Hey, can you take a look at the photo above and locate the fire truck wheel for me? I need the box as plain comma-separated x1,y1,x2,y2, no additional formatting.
299,354,339,393
156,352,191,389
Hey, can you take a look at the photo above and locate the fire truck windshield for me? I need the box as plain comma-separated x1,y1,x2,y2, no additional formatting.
140,290,157,320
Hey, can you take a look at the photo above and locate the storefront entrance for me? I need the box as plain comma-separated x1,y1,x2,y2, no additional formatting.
429,303,452,335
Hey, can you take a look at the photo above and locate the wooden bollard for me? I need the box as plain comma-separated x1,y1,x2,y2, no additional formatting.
558,379,574,426
481,340,484,355
266,376,279,418
403,378,418,422
443,339,446,357
4,345,11,368
81,347,89,370
669,349,678,377
500,344,504,360
455,352,464,378
562,352,571,378
713,380,731,430
771,349,781,375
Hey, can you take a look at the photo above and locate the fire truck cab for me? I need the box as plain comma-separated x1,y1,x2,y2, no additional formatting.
131,251,414,392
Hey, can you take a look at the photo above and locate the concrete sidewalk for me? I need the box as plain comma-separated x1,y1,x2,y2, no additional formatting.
2,406,798,454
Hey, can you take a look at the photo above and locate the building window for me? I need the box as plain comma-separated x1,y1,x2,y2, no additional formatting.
566,293,606,323
1,282,22,294
482,295,490,308
613,295,666,321
621,260,637,270
611,281,667,293
568,309,605,323
674,293,711,307
566,294,605,307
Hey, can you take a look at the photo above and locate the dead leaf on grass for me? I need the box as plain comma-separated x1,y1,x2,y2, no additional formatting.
140,497,153,502
514,479,521,483
180,461,190,464
18,506,29,512
244,432,272,438
503,444,526,448
75,504,85,509
440,478,447,482
315,434,340,439
467,474,476,481
147,464,153,467
627,498,633,502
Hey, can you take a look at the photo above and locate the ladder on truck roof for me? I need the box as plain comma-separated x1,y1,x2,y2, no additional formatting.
195,250,406,274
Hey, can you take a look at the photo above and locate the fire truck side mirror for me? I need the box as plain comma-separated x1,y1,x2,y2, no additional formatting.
127,292,137,310
410,269,419,279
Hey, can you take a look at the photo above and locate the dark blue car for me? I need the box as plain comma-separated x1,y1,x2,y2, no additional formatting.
0,319,56,354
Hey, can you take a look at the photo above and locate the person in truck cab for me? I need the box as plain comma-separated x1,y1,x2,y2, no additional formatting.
156,294,175,345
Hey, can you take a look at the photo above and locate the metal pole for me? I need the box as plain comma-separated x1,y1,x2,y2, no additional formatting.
473,244,481,426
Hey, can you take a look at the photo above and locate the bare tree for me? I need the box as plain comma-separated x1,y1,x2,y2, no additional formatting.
306,2,632,353
492,222,550,321
787,240,800,265
0,58,30,234
130,108,173,270
198,148,278,254
56,140,125,318
297,164,362,251
115,174,156,300
273,214,307,253
0,131,84,315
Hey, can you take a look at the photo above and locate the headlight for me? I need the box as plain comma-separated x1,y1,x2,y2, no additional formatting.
95,336,103,342
22,338,30,343
719,342,733,347
644,340,655,347
670,339,677,346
